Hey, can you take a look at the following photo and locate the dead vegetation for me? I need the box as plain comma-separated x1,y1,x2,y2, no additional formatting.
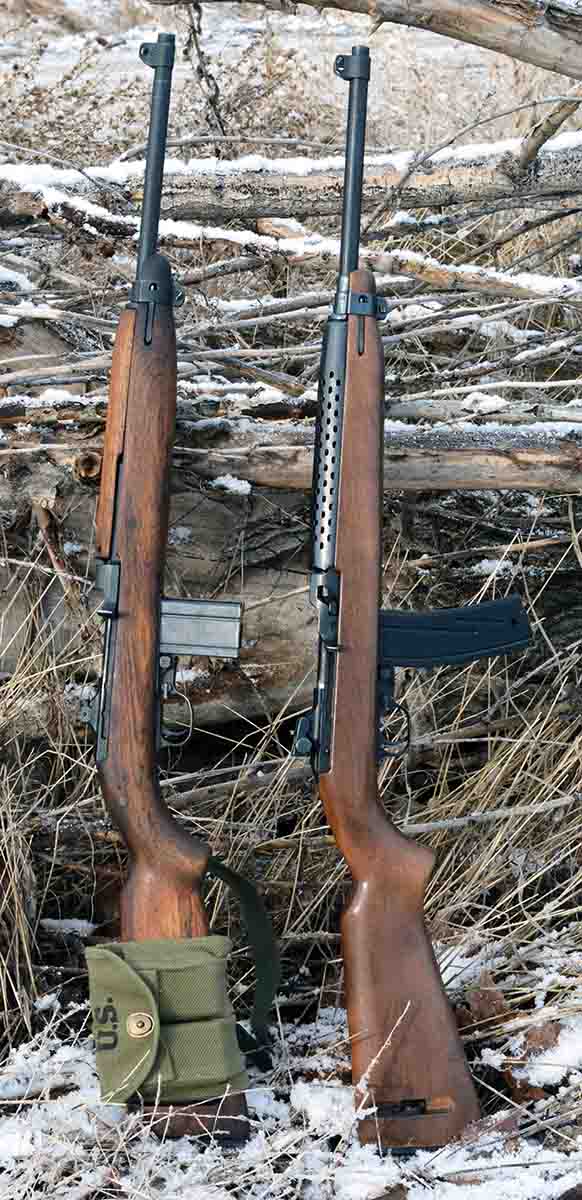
2,2,582,1197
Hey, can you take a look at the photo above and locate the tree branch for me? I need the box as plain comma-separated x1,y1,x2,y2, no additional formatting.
519,83,582,171
200,0,582,81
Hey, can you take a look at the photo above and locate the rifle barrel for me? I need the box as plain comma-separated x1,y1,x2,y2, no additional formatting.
136,34,175,279
336,45,370,292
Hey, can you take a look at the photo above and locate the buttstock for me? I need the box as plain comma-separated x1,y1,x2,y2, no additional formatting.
342,880,480,1148
322,269,481,1146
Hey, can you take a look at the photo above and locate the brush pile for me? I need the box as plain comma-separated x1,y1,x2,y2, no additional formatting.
2,2,582,1196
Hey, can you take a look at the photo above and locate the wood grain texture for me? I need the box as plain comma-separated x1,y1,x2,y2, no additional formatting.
179,439,582,494
95,308,135,561
320,269,480,1149
97,301,209,941
95,298,249,1133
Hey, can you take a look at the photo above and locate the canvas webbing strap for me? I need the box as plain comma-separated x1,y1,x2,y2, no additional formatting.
208,854,280,1066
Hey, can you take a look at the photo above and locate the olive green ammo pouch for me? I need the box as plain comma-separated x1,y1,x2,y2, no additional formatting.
86,936,249,1104
86,856,280,1105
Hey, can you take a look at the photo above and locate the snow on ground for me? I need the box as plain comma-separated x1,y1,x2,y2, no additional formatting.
4,931,582,1198
210,475,253,496
2,997,582,1199
2,4,582,1199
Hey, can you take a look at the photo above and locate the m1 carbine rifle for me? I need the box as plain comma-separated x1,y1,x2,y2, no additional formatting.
293,45,530,1151
84,34,277,1142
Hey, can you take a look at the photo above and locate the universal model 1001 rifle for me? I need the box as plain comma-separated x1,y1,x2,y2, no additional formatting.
84,34,277,1142
293,46,530,1152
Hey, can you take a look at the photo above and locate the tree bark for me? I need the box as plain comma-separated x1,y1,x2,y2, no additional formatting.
163,134,582,219
203,0,582,81
3,419,582,498
177,435,582,492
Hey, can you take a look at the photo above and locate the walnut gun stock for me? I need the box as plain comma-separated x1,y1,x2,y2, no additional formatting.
85,34,277,1142
293,46,530,1152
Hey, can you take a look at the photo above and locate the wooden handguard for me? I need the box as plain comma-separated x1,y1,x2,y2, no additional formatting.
320,270,480,1149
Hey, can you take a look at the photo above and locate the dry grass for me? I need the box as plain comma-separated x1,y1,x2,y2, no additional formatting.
2,520,582,1051
3,543,582,1194
2,5,582,1195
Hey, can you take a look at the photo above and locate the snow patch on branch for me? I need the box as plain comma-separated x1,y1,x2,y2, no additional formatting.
3,126,582,195
0,265,33,292
210,474,252,496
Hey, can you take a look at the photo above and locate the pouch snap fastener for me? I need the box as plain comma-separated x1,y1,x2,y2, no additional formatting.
127,1012,154,1038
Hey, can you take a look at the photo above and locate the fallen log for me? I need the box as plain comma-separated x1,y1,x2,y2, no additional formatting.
4,385,582,429
178,432,582,493
201,0,582,82
163,131,582,221
3,422,582,518
3,416,582,740
374,247,582,304
5,128,582,224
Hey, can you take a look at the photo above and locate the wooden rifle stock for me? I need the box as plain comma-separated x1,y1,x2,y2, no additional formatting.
96,303,209,941
88,36,258,1139
296,42,529,1151
323,269,480,1148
